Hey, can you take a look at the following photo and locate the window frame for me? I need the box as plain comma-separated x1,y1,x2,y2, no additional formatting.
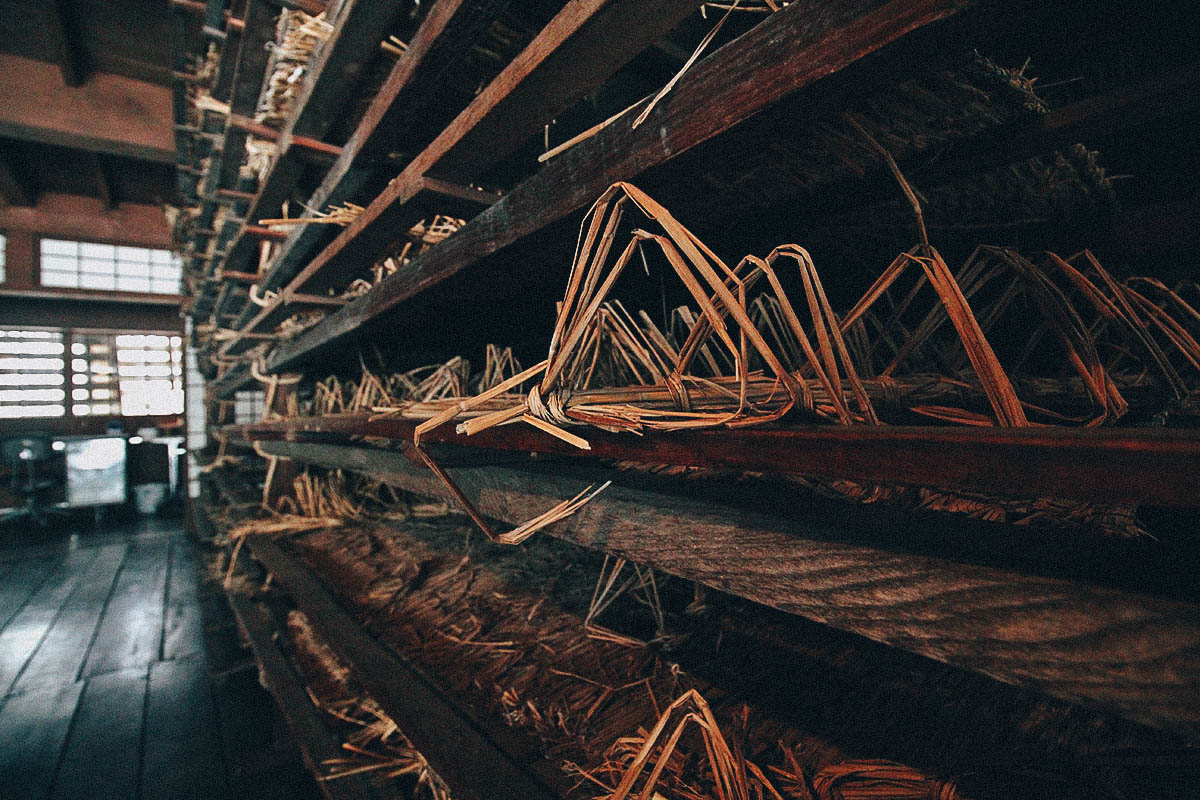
36,236,183,297
0,325,186,422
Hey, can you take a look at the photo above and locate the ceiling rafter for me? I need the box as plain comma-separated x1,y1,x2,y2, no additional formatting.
46,0,88,86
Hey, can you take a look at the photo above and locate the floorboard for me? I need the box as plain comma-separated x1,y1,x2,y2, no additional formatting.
82,537,171,677
0,557,59,632
0,517,320,799
48,667,148,800
162,537,205,661
0,549,96,695
0,682,84,799
10,544,128,693
142,657,230,800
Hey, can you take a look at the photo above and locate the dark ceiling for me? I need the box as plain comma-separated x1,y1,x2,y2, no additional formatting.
0,0,177,210
0,0,172,86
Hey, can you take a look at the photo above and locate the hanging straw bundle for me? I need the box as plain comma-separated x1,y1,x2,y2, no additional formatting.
256,9,333,128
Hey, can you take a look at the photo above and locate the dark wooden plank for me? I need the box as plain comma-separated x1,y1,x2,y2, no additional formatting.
208,361,254,399
256,438,1200,739
0,682,85,798
226,593,379,800
0,557,58,634
82,537,171,677
228,0,277,116
286,0,403,140
202,0,232,41
12,544,129,692
162,538,205,661
48,667,148,800
0,548,96,696
269,0,970,369
227,414,1200,508
246,537,566,800
419,0,701,185
142,658,229,800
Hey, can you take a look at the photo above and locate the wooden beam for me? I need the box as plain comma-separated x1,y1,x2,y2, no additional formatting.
269,0,970,370
226,413,1200,508
0,152,36,206
47,0,88,87
245,225,289,241
0,55,173,162
255,439,1200,739
0,194,170,247
245,535,570,800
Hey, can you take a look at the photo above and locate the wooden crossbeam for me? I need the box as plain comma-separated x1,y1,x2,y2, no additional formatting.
226,413,1200,508
0,54,173,163
89,153,116,210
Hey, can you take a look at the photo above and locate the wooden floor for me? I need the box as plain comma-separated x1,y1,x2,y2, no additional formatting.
0,516,322,800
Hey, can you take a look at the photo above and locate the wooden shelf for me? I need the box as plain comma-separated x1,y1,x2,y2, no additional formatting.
226,591,383,800
215,0,405,281
264,0,968,371
178,0,1200,758
244,435,1200,739
242,535,570,800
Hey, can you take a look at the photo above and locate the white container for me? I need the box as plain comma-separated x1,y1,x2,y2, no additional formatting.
133,483,168,515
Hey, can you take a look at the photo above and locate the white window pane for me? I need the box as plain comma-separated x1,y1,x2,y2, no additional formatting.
40,239,76,255
41,254,77,271
79,273,116,290
117,277,151,293
119,262,151,278
80,258,114,274
41,271,76,287
80,242,115,258
116,246,150,262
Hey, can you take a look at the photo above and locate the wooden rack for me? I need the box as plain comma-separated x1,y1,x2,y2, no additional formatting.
176,0,1200,785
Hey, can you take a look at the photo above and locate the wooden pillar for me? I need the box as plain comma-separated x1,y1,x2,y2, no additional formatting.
2,230,36,289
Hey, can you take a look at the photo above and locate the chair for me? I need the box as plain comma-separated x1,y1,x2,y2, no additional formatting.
0,436,66,526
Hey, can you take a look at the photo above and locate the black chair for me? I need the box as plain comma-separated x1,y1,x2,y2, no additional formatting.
1,436,65,526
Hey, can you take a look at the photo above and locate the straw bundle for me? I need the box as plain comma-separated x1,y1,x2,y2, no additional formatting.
256,10,333,128
243,137,278,183
287,610,453,798
260,202,365,229
284,520,980,800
